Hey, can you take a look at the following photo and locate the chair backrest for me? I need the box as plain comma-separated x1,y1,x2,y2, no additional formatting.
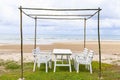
83,48,89,58
84,48,88,51
36,47,40,53
32,47,40,57
86,50,94,64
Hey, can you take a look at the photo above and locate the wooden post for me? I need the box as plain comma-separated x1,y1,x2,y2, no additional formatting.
84,18,86,48
19,6,24,80
98,8,102,79
34,17,37,49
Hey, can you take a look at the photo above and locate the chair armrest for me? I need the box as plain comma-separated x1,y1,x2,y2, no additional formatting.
75,55,86,62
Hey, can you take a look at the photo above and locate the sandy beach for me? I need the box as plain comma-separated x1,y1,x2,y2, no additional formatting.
0,41,120,65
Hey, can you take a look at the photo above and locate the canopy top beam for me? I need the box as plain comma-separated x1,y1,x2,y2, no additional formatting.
19,6,101,20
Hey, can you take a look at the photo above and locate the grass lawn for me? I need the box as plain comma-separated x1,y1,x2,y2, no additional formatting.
0,60,120,80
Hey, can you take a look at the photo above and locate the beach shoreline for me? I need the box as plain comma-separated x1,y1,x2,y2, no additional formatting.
0,41,120,53
0,41,120,65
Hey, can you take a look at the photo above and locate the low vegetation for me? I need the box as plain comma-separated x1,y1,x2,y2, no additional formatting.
0,60,120,80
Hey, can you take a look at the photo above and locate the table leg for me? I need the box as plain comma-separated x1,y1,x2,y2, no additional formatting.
68,55,72,72
61,55,63,64
54,55,57,72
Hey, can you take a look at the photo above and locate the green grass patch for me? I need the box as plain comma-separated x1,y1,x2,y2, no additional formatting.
0,61,120,80
0,60,20,70
5,61,20,69
0,59,5,66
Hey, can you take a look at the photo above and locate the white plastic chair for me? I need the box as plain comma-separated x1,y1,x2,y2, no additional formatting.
72,48,88,67
74,50,94,74
32,47,52,72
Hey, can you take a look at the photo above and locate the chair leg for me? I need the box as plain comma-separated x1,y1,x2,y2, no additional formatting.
85,65,87,69
74,60,76,69
46,62,48,73
37,62,41,68
74,60,77,70
49,60,52,69
90,64,92,74
61,55,63,64
88,65,90,70
33,60,36,72
86,64,89,70
72,58,74,65
77,63,79,73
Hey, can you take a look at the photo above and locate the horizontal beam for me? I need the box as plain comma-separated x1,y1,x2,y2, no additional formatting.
28,14,93,17
36,17,84,20
86,11,98,20
22,10,35,19
19,6,102,20
22,10,88,20
21,7,101,11
86,8,102,20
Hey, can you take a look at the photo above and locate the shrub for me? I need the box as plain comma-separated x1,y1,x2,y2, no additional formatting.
5,61,20,69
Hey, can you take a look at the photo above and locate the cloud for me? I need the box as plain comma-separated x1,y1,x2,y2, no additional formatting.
0,0,19,26
0,0,120,36
19,0,53,8
101,19,120,28
48,0,101,8
99,0,120,19
0,25,19,34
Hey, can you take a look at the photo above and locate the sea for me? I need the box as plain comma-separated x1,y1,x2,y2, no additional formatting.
0,34,120,44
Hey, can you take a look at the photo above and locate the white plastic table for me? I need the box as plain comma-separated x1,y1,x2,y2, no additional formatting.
53,49,72,72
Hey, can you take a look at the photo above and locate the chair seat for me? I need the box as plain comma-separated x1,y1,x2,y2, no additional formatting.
37,57,51,63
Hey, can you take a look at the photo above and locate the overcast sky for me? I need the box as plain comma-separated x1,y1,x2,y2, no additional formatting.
0,0,120,36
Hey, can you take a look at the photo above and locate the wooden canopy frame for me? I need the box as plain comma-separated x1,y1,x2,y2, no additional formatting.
19,6,102,80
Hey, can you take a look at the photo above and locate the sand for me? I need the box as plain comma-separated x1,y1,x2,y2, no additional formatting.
0,41,120,65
